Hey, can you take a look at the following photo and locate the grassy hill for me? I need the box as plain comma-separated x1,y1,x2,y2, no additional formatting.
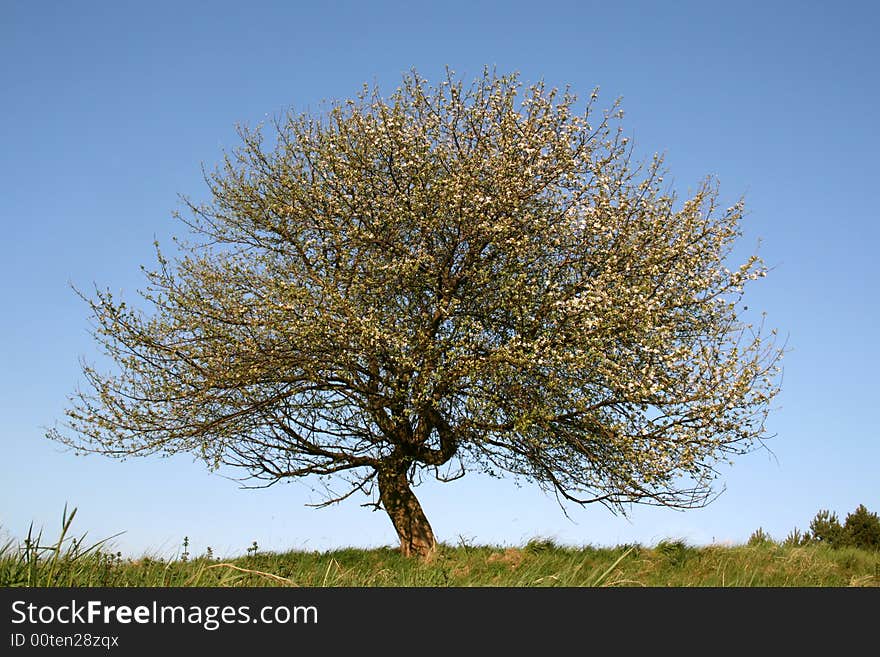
3,534,878,587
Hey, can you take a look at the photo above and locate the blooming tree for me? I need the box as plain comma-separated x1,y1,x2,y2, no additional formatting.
51,68,782,557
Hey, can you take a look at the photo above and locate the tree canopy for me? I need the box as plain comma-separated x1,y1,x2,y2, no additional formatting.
51,68,782,557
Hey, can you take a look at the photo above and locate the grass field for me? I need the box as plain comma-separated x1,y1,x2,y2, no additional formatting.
2,508,878,587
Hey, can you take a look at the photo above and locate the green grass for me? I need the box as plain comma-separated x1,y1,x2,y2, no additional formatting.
2,508,878,587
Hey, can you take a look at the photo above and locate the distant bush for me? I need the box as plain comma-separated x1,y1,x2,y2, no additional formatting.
782,527,809,548
842,505,880,551
809,509,844,546
747,527,774,547
524,538,560,554
806,505,880,551
655,539,692,566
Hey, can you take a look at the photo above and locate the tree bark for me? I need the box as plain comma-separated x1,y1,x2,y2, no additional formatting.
377,467,436,558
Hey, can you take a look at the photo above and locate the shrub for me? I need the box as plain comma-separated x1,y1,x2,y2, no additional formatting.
842,505,880,551
747,527,774,547
655,539,691,565
524,538,560,554
782,527,809,548
809,509,844,546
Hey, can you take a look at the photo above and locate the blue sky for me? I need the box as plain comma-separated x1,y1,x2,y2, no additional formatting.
2,0,878,557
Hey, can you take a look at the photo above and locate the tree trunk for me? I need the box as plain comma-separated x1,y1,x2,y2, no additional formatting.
377,468,436,558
